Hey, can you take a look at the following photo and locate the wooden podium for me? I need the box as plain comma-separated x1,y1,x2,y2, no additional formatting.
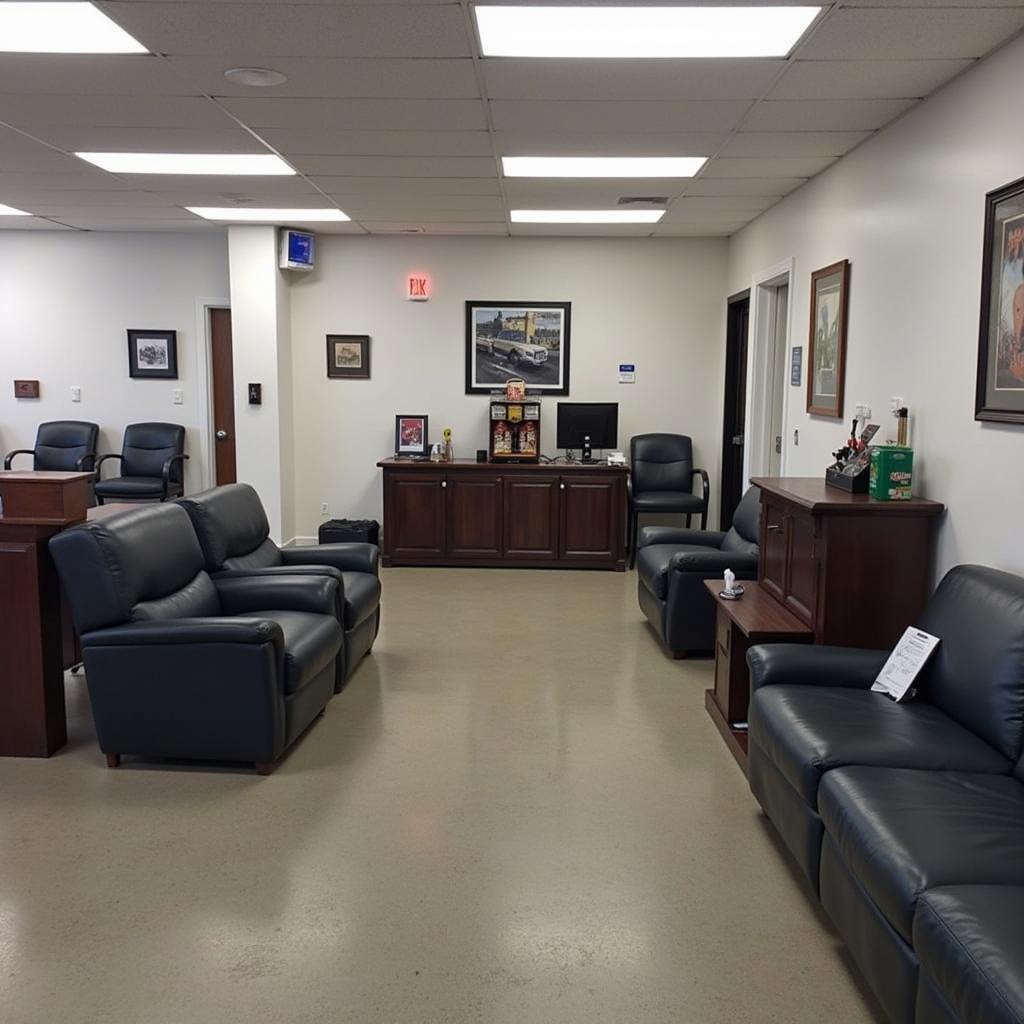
0,471,92,757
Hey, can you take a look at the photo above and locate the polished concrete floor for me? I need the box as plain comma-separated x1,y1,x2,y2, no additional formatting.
0,568,882,1024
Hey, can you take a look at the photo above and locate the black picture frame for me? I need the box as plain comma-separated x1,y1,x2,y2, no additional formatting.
976,174,1024,424
395,414,429,456
465,300,571,395
127,329,178,380
327,334,371,380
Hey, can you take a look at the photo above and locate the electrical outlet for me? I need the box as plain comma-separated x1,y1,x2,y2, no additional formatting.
172,388,184,405
70,386,81,403
320,502,329,515
793,428,800,446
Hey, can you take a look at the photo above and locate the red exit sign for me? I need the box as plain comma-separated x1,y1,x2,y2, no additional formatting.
406,274,430,301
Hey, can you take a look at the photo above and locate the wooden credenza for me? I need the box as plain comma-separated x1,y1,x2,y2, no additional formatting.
378,458,628,570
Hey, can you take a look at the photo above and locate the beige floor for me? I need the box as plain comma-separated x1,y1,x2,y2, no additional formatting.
0,568,882,1024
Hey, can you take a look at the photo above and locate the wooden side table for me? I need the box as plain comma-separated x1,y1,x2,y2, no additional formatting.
703,580,812,774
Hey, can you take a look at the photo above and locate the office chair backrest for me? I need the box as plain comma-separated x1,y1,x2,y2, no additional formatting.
722,486,761,556
178,483,281,572
34,420,99,471
630,433,694,493
121,422,186,481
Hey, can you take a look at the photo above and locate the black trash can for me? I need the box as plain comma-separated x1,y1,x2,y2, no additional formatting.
318,518,380,546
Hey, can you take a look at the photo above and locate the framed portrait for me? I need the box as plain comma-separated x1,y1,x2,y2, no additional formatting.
327,334,370,380
976,175,1024,423
127,329,178,380
465,300,571,395
395,414,429,456
806,260,850,418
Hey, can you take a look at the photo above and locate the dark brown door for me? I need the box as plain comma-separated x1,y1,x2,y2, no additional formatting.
504,474,559,560
760,499,788,603
446,473,503,559
386,472,446,560
559,475,621,562
785,512,818,626
209,308,236,485
720,291,750,528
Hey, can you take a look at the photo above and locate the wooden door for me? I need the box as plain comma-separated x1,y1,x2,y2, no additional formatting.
446,473,503,559
785,512,818,626
385,472,446,560
760,498,787,603
559,475,622,563
720,292,750,528
209,308,236,485
504,474,559,560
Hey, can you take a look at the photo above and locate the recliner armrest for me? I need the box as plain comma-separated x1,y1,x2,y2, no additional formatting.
747,643,889,692
639,526,727,549
670,549,758,574
281,542,380,577
81,617,283,649
215,574,339,617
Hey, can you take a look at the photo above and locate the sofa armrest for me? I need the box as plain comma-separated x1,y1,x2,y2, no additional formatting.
638,526,727,549
671,549,758,575
281,542,380,577
215,574,339,617
81,617,283,649
747,643,890,692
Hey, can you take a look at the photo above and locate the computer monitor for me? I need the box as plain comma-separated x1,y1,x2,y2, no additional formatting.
556,402,619,451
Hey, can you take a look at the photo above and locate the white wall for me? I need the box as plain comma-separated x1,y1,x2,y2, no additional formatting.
0,231,228,494
288,236,728,539
728,32,1024,579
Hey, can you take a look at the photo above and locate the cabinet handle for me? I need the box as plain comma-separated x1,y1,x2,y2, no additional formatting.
559,482,565,490
767,524,781,532
441,480,447,488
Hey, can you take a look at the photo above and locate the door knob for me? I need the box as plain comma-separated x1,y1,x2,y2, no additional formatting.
732,434,744,445
216,430,229,441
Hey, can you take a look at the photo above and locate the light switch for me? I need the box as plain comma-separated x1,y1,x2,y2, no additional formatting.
70,386,81,403
172,388,184,405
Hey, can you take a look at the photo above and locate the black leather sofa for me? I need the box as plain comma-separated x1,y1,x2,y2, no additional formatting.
635,485,760,657
178,483,380,688
50,503,342,773
747,564,1024,1024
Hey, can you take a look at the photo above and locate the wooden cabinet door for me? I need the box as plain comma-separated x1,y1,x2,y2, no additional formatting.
504,474,559,560
785,511,818,626
385,471,445,560
558,474,623,563
446,473,503,559
760,498,787,602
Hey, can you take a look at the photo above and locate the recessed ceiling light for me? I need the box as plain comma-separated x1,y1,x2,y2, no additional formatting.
224,67,289,88
186,207,350,223
475,5,821,58
511,209,665,224
503,156,706,178
75,153,295,175
0,203,32,216
0,2,147,53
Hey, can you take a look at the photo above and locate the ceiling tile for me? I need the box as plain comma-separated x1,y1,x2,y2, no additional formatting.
363,222,507,235
494,131,725,157
219,97,486,131
50,217,219,231
490,100,752,134
0,94,233,129
742,98,916,132
0,189,173,207
720,132,871,158
684,177,806,197
314,177,500,196
324,194,502,213
0,218,75,231
654,222,746,236
25,205,198,220
701,156,837,178
800,8,1024,60
502,180,686,205
260,129,492,158
508,223,657,237
771,59,974,100
111,173,321,194
664,196,779,220
22,126,266,154
0,171,133,192
286,155,497,178
0,55,197,96
347,208,504,223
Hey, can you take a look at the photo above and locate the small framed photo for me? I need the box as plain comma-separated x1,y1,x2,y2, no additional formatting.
128,329,178,380
327,334,370,380
395,414,429,456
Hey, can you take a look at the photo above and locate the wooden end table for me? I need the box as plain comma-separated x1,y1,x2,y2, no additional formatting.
703,580,813,775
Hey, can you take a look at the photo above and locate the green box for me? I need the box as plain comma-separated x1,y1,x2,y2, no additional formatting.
869,446,914,501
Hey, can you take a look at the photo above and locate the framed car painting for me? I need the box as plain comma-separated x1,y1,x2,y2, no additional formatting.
976,175,1024,423
465,301,571,395
127,329,178,380
327,334,370,380
806,261,850,418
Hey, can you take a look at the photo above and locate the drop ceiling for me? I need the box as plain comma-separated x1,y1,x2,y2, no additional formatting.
2,1,1023,236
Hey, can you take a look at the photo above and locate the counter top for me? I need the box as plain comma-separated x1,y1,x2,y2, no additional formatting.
751,477,944,515
378,457,629,472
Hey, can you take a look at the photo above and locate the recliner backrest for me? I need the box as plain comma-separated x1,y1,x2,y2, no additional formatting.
120,422,186,480
915,565,1024,762
49,503,219,635
721,485,761,556
178,483,282,572
33,420,99,471
630,433,693,493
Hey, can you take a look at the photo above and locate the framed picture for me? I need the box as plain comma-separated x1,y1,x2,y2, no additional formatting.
395,414,429,456
128,329,177,380
976,175,1024,423
327,334,370,380
14,379,40,398
806,261,850,418
465,301,571,395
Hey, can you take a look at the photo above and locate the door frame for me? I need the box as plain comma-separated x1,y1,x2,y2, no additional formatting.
720,288,750,528
743,258,795,484
193,296,230,493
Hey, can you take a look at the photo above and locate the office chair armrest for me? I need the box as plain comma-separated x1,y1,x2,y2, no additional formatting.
3,449,34,470
215,574,340,617
280,543,380,577
75,451,99,472
747,644,890,692
81,616,283,649
162,452,189,488
94,453,122,479
692,467,710,504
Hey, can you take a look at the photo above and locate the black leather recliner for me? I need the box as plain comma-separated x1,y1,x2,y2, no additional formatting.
635,485,760,657
178,483,381,689
94,422,188,503
4,420,99,472
747,564,1024,1024
49,503,343,773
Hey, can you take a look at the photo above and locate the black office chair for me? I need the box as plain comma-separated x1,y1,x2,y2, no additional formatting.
628,433,709,569
4,420,99,472
94,422,188,504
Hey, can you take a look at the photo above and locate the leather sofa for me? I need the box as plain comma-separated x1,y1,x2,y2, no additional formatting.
747,564,1024,1024
636,485,760,657
178,483,380,689
50,503,342,773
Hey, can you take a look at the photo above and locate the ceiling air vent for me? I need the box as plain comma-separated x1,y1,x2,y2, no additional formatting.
618,196,668,206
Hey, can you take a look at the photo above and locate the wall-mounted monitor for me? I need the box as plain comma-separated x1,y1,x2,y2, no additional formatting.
279,229,315,271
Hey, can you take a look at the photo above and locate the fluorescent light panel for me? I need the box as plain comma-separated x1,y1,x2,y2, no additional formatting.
475,5,820,58
503,156,706,178
76,153,295,176
187,207,350,223
0,203,32,216
0,2,147,53
511,209,664,224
